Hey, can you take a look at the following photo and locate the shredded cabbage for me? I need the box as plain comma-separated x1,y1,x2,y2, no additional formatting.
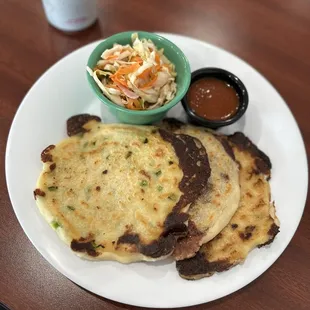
87,33,177,110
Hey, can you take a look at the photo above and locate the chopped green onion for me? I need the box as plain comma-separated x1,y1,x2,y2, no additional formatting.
140,180,148,186
51,221,61,229
155,170,162,176
67,206,75,211
157,185,163,192
143,138,148,144
48,186,58,191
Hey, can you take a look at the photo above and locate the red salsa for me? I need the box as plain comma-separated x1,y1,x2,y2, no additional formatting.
187,78,239,120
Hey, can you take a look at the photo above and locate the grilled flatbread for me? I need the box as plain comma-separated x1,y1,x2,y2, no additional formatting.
176,132,280,279
161,120,240,260
34,118,210,263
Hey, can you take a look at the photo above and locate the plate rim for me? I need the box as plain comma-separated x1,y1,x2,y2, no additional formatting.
5,32,309,308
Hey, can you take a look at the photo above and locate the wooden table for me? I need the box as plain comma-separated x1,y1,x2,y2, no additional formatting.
1,0,309,309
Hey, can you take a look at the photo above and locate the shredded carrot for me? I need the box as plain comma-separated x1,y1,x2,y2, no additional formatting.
131,56,143,64
137,66,159,89
140,74,158,89
127,99,142,110
110,74,128,87
155,53,161,64
137,67,152,80
110,63,140,87
127,99,135,110
115,63,140,75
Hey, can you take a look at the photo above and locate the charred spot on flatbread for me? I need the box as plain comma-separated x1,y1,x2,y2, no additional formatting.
41,145,55,163
67,114,101,137
176,252,232,279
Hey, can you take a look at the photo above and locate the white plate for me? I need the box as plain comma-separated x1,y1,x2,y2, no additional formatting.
5,33,308,308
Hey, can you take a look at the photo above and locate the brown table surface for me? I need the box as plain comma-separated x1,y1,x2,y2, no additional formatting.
1,0,310,309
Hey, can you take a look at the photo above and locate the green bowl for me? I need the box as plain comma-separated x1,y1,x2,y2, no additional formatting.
86,31,191,124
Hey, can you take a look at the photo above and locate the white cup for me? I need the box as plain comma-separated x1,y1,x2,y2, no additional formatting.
42,0,97,32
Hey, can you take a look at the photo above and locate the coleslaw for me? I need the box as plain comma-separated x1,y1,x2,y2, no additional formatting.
87,33,177,110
